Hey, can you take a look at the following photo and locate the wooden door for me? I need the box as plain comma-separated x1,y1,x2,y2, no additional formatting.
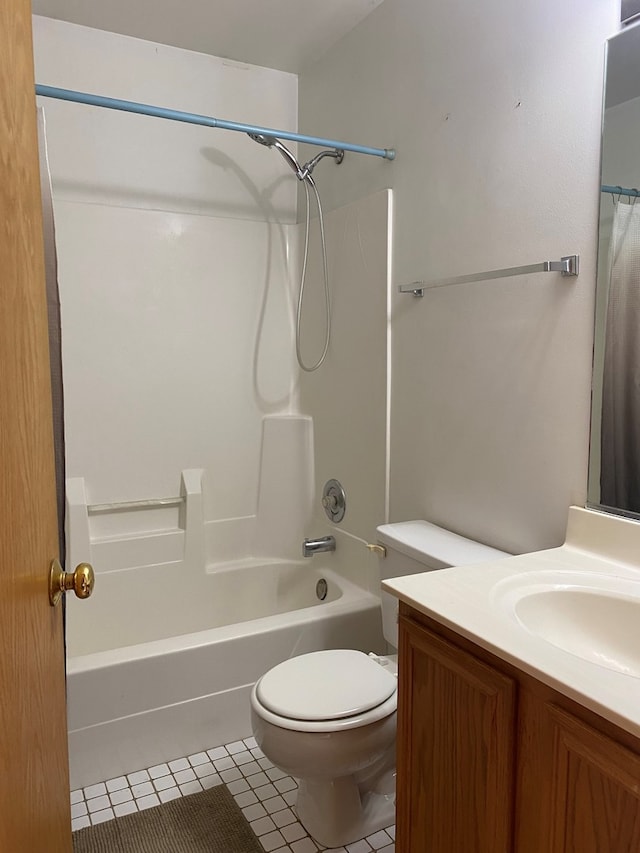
0,2,72,851
396,614,516,853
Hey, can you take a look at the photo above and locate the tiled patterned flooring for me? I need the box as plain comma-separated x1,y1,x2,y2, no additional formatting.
70,735,395,853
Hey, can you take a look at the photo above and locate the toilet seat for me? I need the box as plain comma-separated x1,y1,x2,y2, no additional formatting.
251,650,398,733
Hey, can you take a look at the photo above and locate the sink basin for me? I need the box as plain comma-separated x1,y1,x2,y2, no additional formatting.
493,571,640,677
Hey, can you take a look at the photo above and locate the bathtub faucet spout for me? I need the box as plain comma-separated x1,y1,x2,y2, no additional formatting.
303,536,336,558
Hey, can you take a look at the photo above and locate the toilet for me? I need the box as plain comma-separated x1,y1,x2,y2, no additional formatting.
250,520,508,848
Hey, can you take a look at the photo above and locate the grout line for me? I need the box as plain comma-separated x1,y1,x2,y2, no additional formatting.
70,736,396,852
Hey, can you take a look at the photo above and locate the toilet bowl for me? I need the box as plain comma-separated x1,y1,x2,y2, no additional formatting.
250,521,509,847
251,649,397,847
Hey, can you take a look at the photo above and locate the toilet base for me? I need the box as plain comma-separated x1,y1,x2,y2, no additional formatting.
295,766,396,848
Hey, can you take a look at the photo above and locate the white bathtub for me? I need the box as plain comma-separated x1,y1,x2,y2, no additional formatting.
66,559,384,789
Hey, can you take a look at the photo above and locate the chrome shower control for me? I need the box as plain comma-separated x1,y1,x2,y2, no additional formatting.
322,479,346,523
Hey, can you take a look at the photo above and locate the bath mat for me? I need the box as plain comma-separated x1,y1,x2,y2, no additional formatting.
72,784,263,853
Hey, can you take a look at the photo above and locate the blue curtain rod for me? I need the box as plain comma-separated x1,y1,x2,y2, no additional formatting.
35,84,396,161
602,184,640,197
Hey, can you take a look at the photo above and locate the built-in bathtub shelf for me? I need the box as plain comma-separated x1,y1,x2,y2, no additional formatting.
65,415,316,577
66,469,205,573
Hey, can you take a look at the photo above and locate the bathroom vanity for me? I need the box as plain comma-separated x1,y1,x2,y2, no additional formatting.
383,507,640,853
396,604,640,853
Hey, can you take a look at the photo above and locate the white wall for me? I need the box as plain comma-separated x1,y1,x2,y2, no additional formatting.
33,17,306,565
300,0,620,554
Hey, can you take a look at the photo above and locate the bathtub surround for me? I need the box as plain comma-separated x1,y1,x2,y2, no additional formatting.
299,190,391,593
33,16,394,600
70,735,396,853
33,16,301,558
32,17,298,220
36,14,392,607
65,469,204,583
65,418,315,584
253,416,315,561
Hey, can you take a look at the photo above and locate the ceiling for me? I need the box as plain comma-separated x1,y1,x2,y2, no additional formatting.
32,0,385,74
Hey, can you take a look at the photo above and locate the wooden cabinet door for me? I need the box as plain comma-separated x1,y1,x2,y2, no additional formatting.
544,704,640,853
396,616,516,853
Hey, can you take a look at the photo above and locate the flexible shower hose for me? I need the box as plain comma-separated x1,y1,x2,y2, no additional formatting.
296,175,330,372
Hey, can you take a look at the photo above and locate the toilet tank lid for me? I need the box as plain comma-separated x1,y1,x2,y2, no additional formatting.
376,520,509,568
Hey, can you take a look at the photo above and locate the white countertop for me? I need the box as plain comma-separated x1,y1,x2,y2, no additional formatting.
382,506,640,739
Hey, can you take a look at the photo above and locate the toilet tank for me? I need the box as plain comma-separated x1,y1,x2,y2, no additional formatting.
376,520,509,649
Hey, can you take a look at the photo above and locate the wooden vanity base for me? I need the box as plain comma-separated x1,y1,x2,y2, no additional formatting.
396,602,640,853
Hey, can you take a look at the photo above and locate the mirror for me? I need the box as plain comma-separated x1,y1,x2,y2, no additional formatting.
588,23,640,518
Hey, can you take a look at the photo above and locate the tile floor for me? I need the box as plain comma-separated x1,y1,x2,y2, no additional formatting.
70,736,395,853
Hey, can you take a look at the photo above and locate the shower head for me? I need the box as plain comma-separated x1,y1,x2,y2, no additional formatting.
248,132,303,178
248,133,277,147
247,133,344,181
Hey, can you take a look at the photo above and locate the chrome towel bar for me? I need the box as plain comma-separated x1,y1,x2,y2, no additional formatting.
399,254,579,297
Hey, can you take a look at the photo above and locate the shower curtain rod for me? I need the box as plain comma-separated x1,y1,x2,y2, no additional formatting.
35,84,396,161
602,184,640,198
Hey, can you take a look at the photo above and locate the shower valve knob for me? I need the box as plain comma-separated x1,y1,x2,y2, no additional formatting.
321,479,346,523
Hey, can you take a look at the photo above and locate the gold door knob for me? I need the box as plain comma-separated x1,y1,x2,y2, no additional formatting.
49,559,95,607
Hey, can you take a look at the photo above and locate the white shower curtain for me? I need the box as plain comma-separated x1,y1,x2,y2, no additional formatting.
601,199,640,513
